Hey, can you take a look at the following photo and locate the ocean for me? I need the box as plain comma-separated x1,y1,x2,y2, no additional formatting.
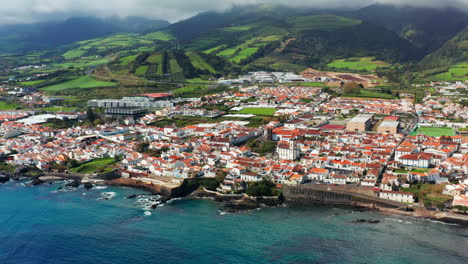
0,180,467,264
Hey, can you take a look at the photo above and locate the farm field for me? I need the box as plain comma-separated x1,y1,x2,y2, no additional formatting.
188,53,217,73
230,47,259,63
289,14,361,31
239,108,276,116
62,49,86,60
328,57,389,72
344,89,395,99
432,63,468,81
19,80,46,86
69,157,117,174
40,106,79,112
41,76,117,92
410,127,455,137
135,66,148,75
119,55,138,66
0,101,21,110
142,31,174,41
221,24,255,32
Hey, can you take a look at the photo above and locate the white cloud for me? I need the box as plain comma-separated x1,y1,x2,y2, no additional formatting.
0,0,466,24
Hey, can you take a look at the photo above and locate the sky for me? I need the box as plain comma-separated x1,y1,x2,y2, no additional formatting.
0,0,467,24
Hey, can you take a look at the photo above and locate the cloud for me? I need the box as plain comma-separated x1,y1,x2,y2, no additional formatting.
0,0,466,24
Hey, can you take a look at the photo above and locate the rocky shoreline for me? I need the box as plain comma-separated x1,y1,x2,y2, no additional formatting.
2,174,467,225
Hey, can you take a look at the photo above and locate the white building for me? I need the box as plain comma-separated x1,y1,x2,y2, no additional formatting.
379,191,414,203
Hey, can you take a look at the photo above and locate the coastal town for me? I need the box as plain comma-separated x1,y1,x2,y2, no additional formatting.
0,71,468,218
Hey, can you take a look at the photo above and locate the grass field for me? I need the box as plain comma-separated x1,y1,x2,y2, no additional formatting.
70,157,117,174
120,55,138,66
41,76,117,92
432,63,468,81
40,106,78,112
0,101,21,110
63,49,86,60
188,53,216,73
143,31,174,41
328,57,389,72
19,80,46,86
411,126,455,137
135,66,148,75
344,89,395,99
221,25,255,32
289,14,361,31
230,47,259,63
203,44,227,54
239,108,276,116
401,183,451,207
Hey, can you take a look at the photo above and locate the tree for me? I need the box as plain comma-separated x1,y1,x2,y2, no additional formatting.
86,108,96,123
343,82,361,94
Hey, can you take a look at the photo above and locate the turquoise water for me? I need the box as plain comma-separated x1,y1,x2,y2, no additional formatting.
0,180,467,264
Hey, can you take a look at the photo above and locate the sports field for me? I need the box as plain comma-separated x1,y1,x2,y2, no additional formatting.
239,108,276,116
411,127,455,137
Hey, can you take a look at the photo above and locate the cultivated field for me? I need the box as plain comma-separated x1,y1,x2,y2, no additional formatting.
328,57,389,72
41,76,117,92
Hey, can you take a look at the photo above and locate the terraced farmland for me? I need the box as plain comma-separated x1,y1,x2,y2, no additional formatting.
41,76,117,92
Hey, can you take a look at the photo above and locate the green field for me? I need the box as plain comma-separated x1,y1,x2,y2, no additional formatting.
203,44,227,54
69,157,117,174
0,101,21,110
143,31,174,41
432,63,468,81
41,76,117,92
119,55,138,66
239,108,276,116
230,47,259,63
62,49,86,60
411,126,455,137
19,80,46,86
41,106,78,112
221,25,255,32
188,53,216,73
289,14,362,31
328,57,389,72
135,65,148,75
344,89,395,99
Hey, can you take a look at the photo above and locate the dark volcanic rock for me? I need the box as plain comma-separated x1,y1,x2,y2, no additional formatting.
83,182,93,189
352,219,367,223
0,175,9,184
31,178,45,186
220,198,261,213
66,180,80,188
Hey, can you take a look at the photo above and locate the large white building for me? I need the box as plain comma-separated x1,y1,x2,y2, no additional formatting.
277,140,300,160
88,93,174,109
379,190,414,203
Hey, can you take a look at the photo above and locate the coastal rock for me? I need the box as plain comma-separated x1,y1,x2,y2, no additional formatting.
31,178,45,186
66,180,80,188
83,182,93,189
351,219,381,224
220,198,260,213
0,175,9,184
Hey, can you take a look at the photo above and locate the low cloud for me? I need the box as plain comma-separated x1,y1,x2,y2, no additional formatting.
0,0,466,24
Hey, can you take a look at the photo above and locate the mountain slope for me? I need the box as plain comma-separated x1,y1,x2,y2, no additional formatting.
0,17,170,53
350,4,468,54
414,26,468,81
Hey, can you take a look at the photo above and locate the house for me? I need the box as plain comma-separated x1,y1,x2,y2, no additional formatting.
399,153,433,168
379,190,414,203
240,172,262,182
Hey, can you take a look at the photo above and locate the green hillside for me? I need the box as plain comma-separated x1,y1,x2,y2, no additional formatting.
415,26,468,81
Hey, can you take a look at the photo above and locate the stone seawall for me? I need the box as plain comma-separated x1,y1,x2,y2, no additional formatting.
282,185,404,209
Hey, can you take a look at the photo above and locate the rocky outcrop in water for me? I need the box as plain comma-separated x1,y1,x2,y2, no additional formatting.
66,180,80,188
0,174,10,184
31,178,45,186
83,182,93,189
